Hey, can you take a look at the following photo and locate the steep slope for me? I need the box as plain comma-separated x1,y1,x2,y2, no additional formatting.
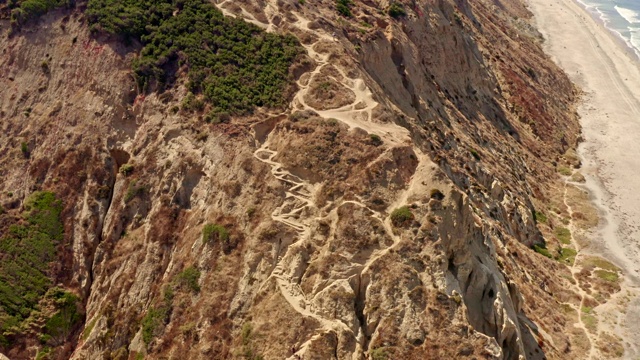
0,0,626,359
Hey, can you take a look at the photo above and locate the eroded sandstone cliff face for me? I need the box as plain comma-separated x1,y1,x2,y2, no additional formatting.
0,0,616,359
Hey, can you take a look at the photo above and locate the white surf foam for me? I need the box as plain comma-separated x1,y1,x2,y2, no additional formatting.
615,5,640,24
629,26,640,57
576,0,640,60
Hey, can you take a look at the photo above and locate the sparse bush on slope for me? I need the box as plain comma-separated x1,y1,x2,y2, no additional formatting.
390,206,413,227
8,0,72,29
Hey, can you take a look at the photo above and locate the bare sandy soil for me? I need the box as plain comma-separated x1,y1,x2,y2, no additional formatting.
529,0,640,357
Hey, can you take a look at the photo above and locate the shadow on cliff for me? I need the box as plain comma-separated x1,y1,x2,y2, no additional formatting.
360,0,520,145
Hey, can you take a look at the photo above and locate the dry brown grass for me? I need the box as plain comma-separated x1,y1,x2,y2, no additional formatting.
304,78,356,110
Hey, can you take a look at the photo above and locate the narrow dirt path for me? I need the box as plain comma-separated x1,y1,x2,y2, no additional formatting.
215,0,269,30
289,13,411,147
561,174,598,359
253,134,357,354
217,5,431,358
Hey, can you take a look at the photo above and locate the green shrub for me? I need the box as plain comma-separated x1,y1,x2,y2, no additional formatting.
371,347,388,360
20,0,66,17
141,307,166,345
369,134,383,146
388,2,406,18
534,211,547,224
557,166,572,176
202,223,229,244
43,288,81,343
453,13,463,26
532,243,552,258
86,0,303,117
176,266,200,293
390,206,413,227
336,0,352,17
470,148,481,161
20,142,29,157
326,118,339,126
181,92,205,112
119,163,134,176
204,111,230,124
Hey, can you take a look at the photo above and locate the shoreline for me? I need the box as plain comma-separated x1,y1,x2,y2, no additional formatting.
528,0,640,357
531,0,640,282
576,0,640,61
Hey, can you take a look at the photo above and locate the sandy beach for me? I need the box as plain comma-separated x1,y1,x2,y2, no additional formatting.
529,0,640,357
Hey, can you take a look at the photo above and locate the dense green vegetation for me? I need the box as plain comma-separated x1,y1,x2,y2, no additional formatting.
202,223,229,244
0,191,63,345
534,210,547,224
388,2,406,18
86,0,304,118
141,307,167,345
119,163,134,176
175,266,200,293
42,288,81,344
532,243,552,259
336,0,353,17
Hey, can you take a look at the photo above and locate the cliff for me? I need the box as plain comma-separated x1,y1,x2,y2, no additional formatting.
0,0,624,359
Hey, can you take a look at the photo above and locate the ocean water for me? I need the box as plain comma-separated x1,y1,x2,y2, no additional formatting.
577,0,640,58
